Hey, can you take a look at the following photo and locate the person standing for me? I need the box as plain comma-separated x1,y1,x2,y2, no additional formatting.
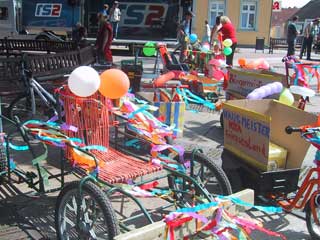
102,4,109,18
96,13,113,64
219,16,237,66
176,10,194,62
210,16,222,46
300,18,319,60
287,16,299,56
203,20,211,43
110,1,121,39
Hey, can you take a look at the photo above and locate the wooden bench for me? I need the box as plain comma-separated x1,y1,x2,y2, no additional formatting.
269,37,303,54
0,46,96,96
0,38,78,55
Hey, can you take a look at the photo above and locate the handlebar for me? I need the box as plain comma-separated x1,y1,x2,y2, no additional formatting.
286,125,320,135
285,126,301,134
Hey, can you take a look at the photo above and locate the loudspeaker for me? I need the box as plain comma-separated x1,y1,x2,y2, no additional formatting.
68,0,80,7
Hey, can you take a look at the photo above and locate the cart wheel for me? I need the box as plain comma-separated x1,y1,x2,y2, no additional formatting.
225,169,243,193
168,150,232,207
220,112,224,129
55,181,119,240
8,94,55,122
306,196,320,240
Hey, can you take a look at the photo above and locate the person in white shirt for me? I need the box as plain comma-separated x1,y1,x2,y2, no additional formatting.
110,1,121,39
203,20,211,43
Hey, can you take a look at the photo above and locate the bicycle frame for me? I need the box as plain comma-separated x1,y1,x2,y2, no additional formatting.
28,77,57,116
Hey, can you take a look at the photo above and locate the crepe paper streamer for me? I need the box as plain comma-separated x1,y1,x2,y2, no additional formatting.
61,123,78,132
80,145,107,152
125,139,140,148
32,143,48,166
217,195,282,213
232,215,287,240
127,105,150,119
3,142,29,151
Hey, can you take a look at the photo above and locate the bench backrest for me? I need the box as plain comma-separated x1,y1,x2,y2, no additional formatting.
0,39,77,53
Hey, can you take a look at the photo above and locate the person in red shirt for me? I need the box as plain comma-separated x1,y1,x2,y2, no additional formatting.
96,13,113,64
219,16,237,66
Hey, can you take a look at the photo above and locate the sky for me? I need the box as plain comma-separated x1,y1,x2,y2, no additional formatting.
281,0,311,8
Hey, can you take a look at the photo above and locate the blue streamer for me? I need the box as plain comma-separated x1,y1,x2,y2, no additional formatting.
127,105,150,119
175,202,219,213
3,142,29,151
125,139,140,147
81,145,108,152
218,195,283,213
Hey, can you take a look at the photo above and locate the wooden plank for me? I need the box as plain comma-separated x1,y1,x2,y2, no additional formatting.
115,189,254,240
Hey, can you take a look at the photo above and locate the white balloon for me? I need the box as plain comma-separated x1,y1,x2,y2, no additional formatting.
68,66,100,97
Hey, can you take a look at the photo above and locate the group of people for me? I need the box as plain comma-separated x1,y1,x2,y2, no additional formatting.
73,1,121,65
287,15,319,60
177,11,237,66
96,1,121,64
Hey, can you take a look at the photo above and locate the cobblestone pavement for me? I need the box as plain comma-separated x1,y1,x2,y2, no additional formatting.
0,47,319,239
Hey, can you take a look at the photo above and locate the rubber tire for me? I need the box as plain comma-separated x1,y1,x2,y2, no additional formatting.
168,151,232,205
55,181,119,240
220,112,224,129
306,198,320,240
225,169,244,193
8,94,54,122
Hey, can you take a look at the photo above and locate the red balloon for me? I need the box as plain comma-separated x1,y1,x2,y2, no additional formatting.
99,69,130,99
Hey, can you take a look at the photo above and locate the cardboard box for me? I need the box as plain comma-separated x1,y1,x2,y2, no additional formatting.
223,99,317,171
136,92,185,137
227,68,287,98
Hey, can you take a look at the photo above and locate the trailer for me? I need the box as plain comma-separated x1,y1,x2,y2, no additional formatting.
0,0,192,46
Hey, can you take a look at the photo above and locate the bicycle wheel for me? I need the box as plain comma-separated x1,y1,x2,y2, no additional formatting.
168,150,232,207
55,181,119,240
306,197,320,240
8,94,55,122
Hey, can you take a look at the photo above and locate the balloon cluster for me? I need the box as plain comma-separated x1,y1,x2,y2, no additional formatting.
247,82,283,100
238,58,270,70
222,39,233,56
68,66,130,99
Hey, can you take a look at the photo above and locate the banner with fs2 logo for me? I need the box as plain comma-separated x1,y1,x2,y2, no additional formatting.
272,0,282,12
22,0,80,29
85,0,182,40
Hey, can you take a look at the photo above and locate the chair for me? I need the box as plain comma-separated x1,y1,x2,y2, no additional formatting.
59,87,162,184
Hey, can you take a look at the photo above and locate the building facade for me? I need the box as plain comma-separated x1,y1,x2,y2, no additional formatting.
191,0,273,46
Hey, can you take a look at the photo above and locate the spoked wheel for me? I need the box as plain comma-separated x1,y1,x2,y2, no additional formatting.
55,181,119,240
8,94,55,122
220,112,224,129
306,196,320,240
168,150,232,207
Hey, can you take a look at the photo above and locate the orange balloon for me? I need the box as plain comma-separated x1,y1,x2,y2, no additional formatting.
238,58,247,67
99,69,130,99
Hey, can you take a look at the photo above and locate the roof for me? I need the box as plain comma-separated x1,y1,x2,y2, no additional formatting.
294,0,320,21
272,7,299,26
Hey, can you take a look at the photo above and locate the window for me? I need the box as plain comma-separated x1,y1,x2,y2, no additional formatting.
240,1,257,29
0,7,8,20
209,1,224,26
